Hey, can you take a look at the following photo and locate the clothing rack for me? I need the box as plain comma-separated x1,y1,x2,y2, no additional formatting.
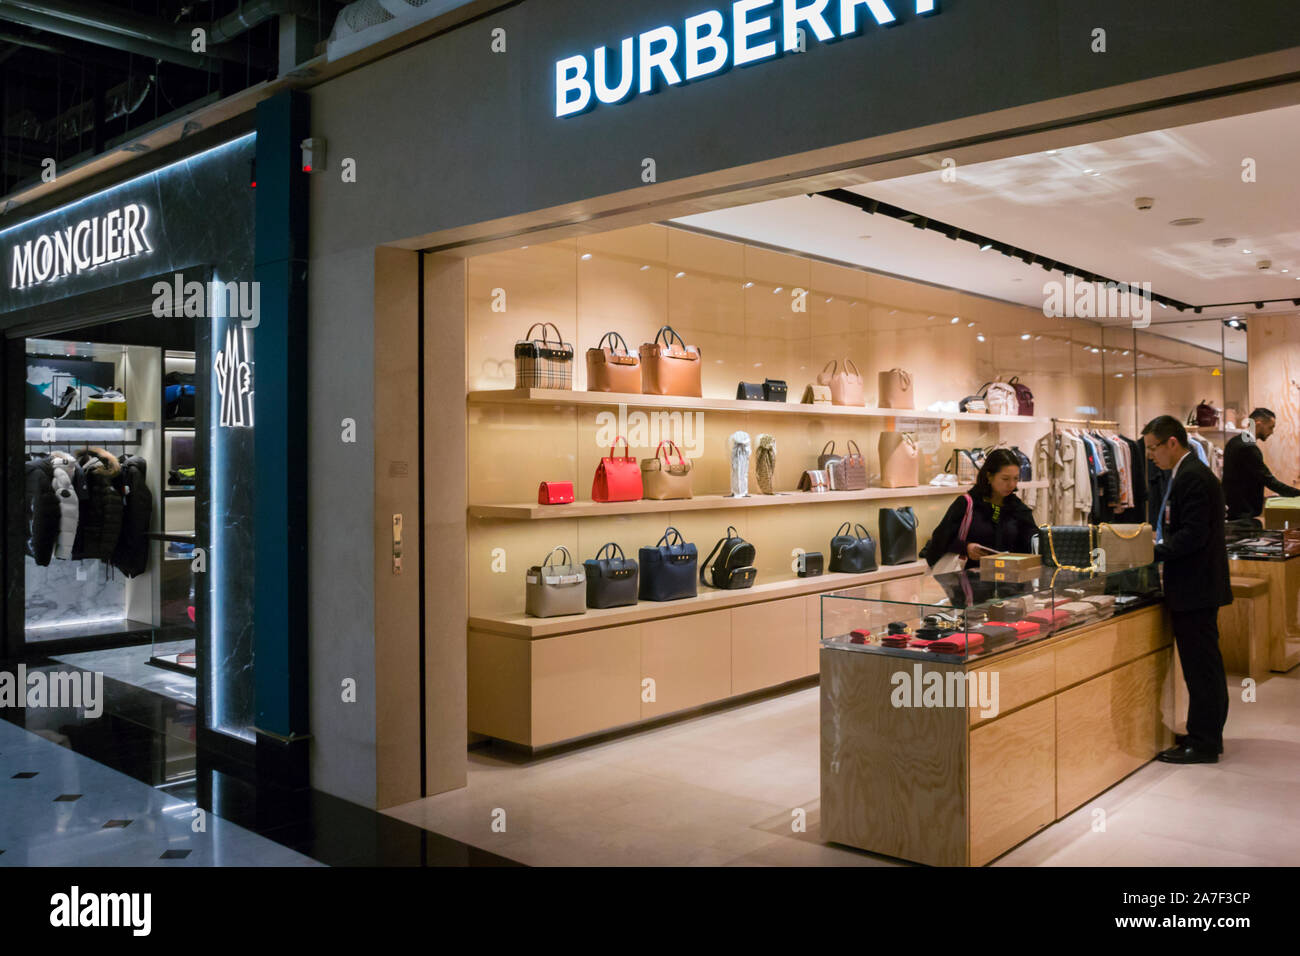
1047,417,1121,524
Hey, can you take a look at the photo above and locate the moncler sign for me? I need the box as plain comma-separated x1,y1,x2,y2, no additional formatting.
8,203,152,290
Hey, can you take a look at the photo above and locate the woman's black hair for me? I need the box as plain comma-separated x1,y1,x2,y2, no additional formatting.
973,448,1022,500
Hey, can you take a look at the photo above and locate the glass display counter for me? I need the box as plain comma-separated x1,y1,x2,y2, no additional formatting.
820,564,1162,664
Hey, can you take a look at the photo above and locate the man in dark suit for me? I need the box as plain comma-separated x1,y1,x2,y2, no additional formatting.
1142,415,1233,763
1223,408,1300,522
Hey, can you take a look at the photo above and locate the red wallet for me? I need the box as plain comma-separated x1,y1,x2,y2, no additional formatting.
1010,620,1041,639
537,481,575,505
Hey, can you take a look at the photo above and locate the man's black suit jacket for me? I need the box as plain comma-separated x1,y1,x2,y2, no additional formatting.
1154,453,1233,612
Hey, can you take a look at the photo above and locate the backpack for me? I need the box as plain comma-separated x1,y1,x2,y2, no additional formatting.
980,381,1019,416
1007,376,1034,416
700,526,757,590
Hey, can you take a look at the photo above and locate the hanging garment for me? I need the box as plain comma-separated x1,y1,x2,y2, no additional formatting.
48,451,83,560
113,455,153,577
24,456,60,566
74,447,124,562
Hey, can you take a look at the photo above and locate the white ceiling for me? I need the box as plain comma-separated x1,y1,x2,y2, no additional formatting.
676,103,1300,332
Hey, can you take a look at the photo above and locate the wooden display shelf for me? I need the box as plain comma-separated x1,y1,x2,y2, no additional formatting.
471,481,1048,520
468,388,1044,424
470,560,927,638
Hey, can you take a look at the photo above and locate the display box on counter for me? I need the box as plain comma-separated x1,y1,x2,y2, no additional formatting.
979,552,1041,580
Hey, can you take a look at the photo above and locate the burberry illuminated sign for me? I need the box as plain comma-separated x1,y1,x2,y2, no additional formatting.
556,0,939,118
8,203,152,290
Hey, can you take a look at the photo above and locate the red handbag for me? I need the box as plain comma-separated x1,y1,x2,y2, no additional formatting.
538,481,575,505
592,436,642,503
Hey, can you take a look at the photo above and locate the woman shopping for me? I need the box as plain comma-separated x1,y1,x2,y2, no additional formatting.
923,448,1037,571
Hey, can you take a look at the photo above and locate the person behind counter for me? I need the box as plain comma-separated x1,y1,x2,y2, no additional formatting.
1223,407,1300,524
1143,414,1232,764
922,448,1036,571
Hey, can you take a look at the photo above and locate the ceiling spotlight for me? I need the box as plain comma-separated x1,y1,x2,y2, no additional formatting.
1083,169,1096,175
675,271,686,278
951,317,961,324
979,242,994,252
976,334,986,343
1122,350,1129,356
1020,333,1031,341
1046,150,1058,155
1194,307,1202,314
1256,302,1265,310
581,253,593,261
1293,299,1300,306
1091,348,1100,354
826,297,833,303
743,281,754,288
773,286,783,293
1281,269,1289,273
1158,301,1167,309
1242,249,1253,255
640,265,651,271
1089,171,1101,177
1115,373,1125,378
1035,336,1042,341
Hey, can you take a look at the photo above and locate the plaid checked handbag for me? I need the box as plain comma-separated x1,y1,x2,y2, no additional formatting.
514,322,575,390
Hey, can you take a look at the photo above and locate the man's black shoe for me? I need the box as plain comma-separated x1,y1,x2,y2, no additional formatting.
1157,743,1218,764
1175,733,1223,754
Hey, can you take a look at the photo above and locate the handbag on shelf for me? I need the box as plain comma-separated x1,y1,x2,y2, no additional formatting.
537,481,574,505
1007,376,1034,416
797,551,824,577
525,547,587,618
700,526,758,590
586,331,641,393
801,384,832,405
592,436,643,503
946,448,984,485
584,542,639,609
755,434,776,495
638,527,698,602
879,432,920,488
762,379,788,403
1037,525,1097,571
817,359,865,407
959,395,987,414
639,325,702,397
514,322,575,390
817,441,842,471
736,382,764,401
879,507,918,565
1097,523,1155,568
1191,400,1220,428
640,440,694,500
829,522,878,574
980,380,1019,417
878,368,914,410
798,469,829,493
828,440,867,492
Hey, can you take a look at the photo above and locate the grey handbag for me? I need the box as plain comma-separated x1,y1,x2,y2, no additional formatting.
525,546,587,618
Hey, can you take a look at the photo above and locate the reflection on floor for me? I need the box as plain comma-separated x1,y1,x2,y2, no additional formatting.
1,657,521,867
385,668,1300,866
53,641,195,705
0,719,319,866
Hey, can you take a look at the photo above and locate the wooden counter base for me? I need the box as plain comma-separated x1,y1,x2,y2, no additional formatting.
820,605,1175,866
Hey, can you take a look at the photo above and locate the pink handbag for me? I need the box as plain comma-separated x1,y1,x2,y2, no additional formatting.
878,368,913,410
879,432,919,488
817,359,864,407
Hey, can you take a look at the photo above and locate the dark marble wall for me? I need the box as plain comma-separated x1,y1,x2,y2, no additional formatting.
0,135,259,744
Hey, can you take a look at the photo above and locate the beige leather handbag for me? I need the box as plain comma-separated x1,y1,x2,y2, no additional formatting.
817,359,864,407
641,440,694,500
525,547,587,618
878,368,914,409
586,331,641,393
879,432,920,488
639,326,702,397
801,384,832,405
1097,523,1155,568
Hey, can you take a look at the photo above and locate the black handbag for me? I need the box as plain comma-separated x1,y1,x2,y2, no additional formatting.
797,551,824,577
638,527,698,602
583,542,639,609
829,522,878,574
736,382,764,400
762,379,788,402
879,507,918,565
700,525,757,590
1037,525,1096,570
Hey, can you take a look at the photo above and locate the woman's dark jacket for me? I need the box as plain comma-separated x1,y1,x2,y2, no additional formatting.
923,492,1037,570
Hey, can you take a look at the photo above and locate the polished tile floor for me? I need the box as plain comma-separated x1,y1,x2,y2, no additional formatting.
53,641,196,705
386,667,1300,867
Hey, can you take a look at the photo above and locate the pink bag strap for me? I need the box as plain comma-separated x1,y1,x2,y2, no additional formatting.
957,493,974,543
655,440,685,466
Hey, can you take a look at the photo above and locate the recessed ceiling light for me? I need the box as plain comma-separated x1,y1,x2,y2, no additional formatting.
1170,218,1204,227
1020,333,1031,341
979,242,993,251
1282,269,1290,274
976,334,986,343
826,297,833,303
640,265,650,271
1091,348,1100,353
675,271,686,278
1083,169,1095,175
1115,373,1125,378
967,322,976,328
1242,249,1253,255
1211,237,1236,248
1090,171,1101,177
581,253,593,260
1046,150,1058,155
950,317,960,324
773,286,783,293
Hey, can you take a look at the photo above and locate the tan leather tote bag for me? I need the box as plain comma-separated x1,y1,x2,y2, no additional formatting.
879,431,920,488
816,359,864,407
586,331,642,393
878,368,914,410
639,326,702,397
640,440,694,499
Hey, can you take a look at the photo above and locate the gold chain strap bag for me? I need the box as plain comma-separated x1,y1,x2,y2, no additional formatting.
1037,525,1097,572
1097,523,1155,568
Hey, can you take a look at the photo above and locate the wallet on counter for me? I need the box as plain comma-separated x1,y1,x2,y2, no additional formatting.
1009,620,1042,639
926,632,986,654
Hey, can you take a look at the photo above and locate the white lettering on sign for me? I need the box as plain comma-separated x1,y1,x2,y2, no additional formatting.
9,203,151,289
556,0,939,117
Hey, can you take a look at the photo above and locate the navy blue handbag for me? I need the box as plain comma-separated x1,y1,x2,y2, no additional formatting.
638,527,698,602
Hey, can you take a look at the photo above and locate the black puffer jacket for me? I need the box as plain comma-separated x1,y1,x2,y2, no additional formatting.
113,454,153,577
24,456,60,566
74,447,124,562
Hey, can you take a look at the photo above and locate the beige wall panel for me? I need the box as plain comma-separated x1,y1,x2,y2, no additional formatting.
741,246,813,390
969,697,1056,866
640,609,732,718
466,240,577,391
577,225,669,391
731,597,807,695
374,247,423,807
468,404,578,506
1248,314,1300,488
467,630,531,744
531,626,642,746
667,228,746,397
468,517,581,617
1056,650,1170,815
